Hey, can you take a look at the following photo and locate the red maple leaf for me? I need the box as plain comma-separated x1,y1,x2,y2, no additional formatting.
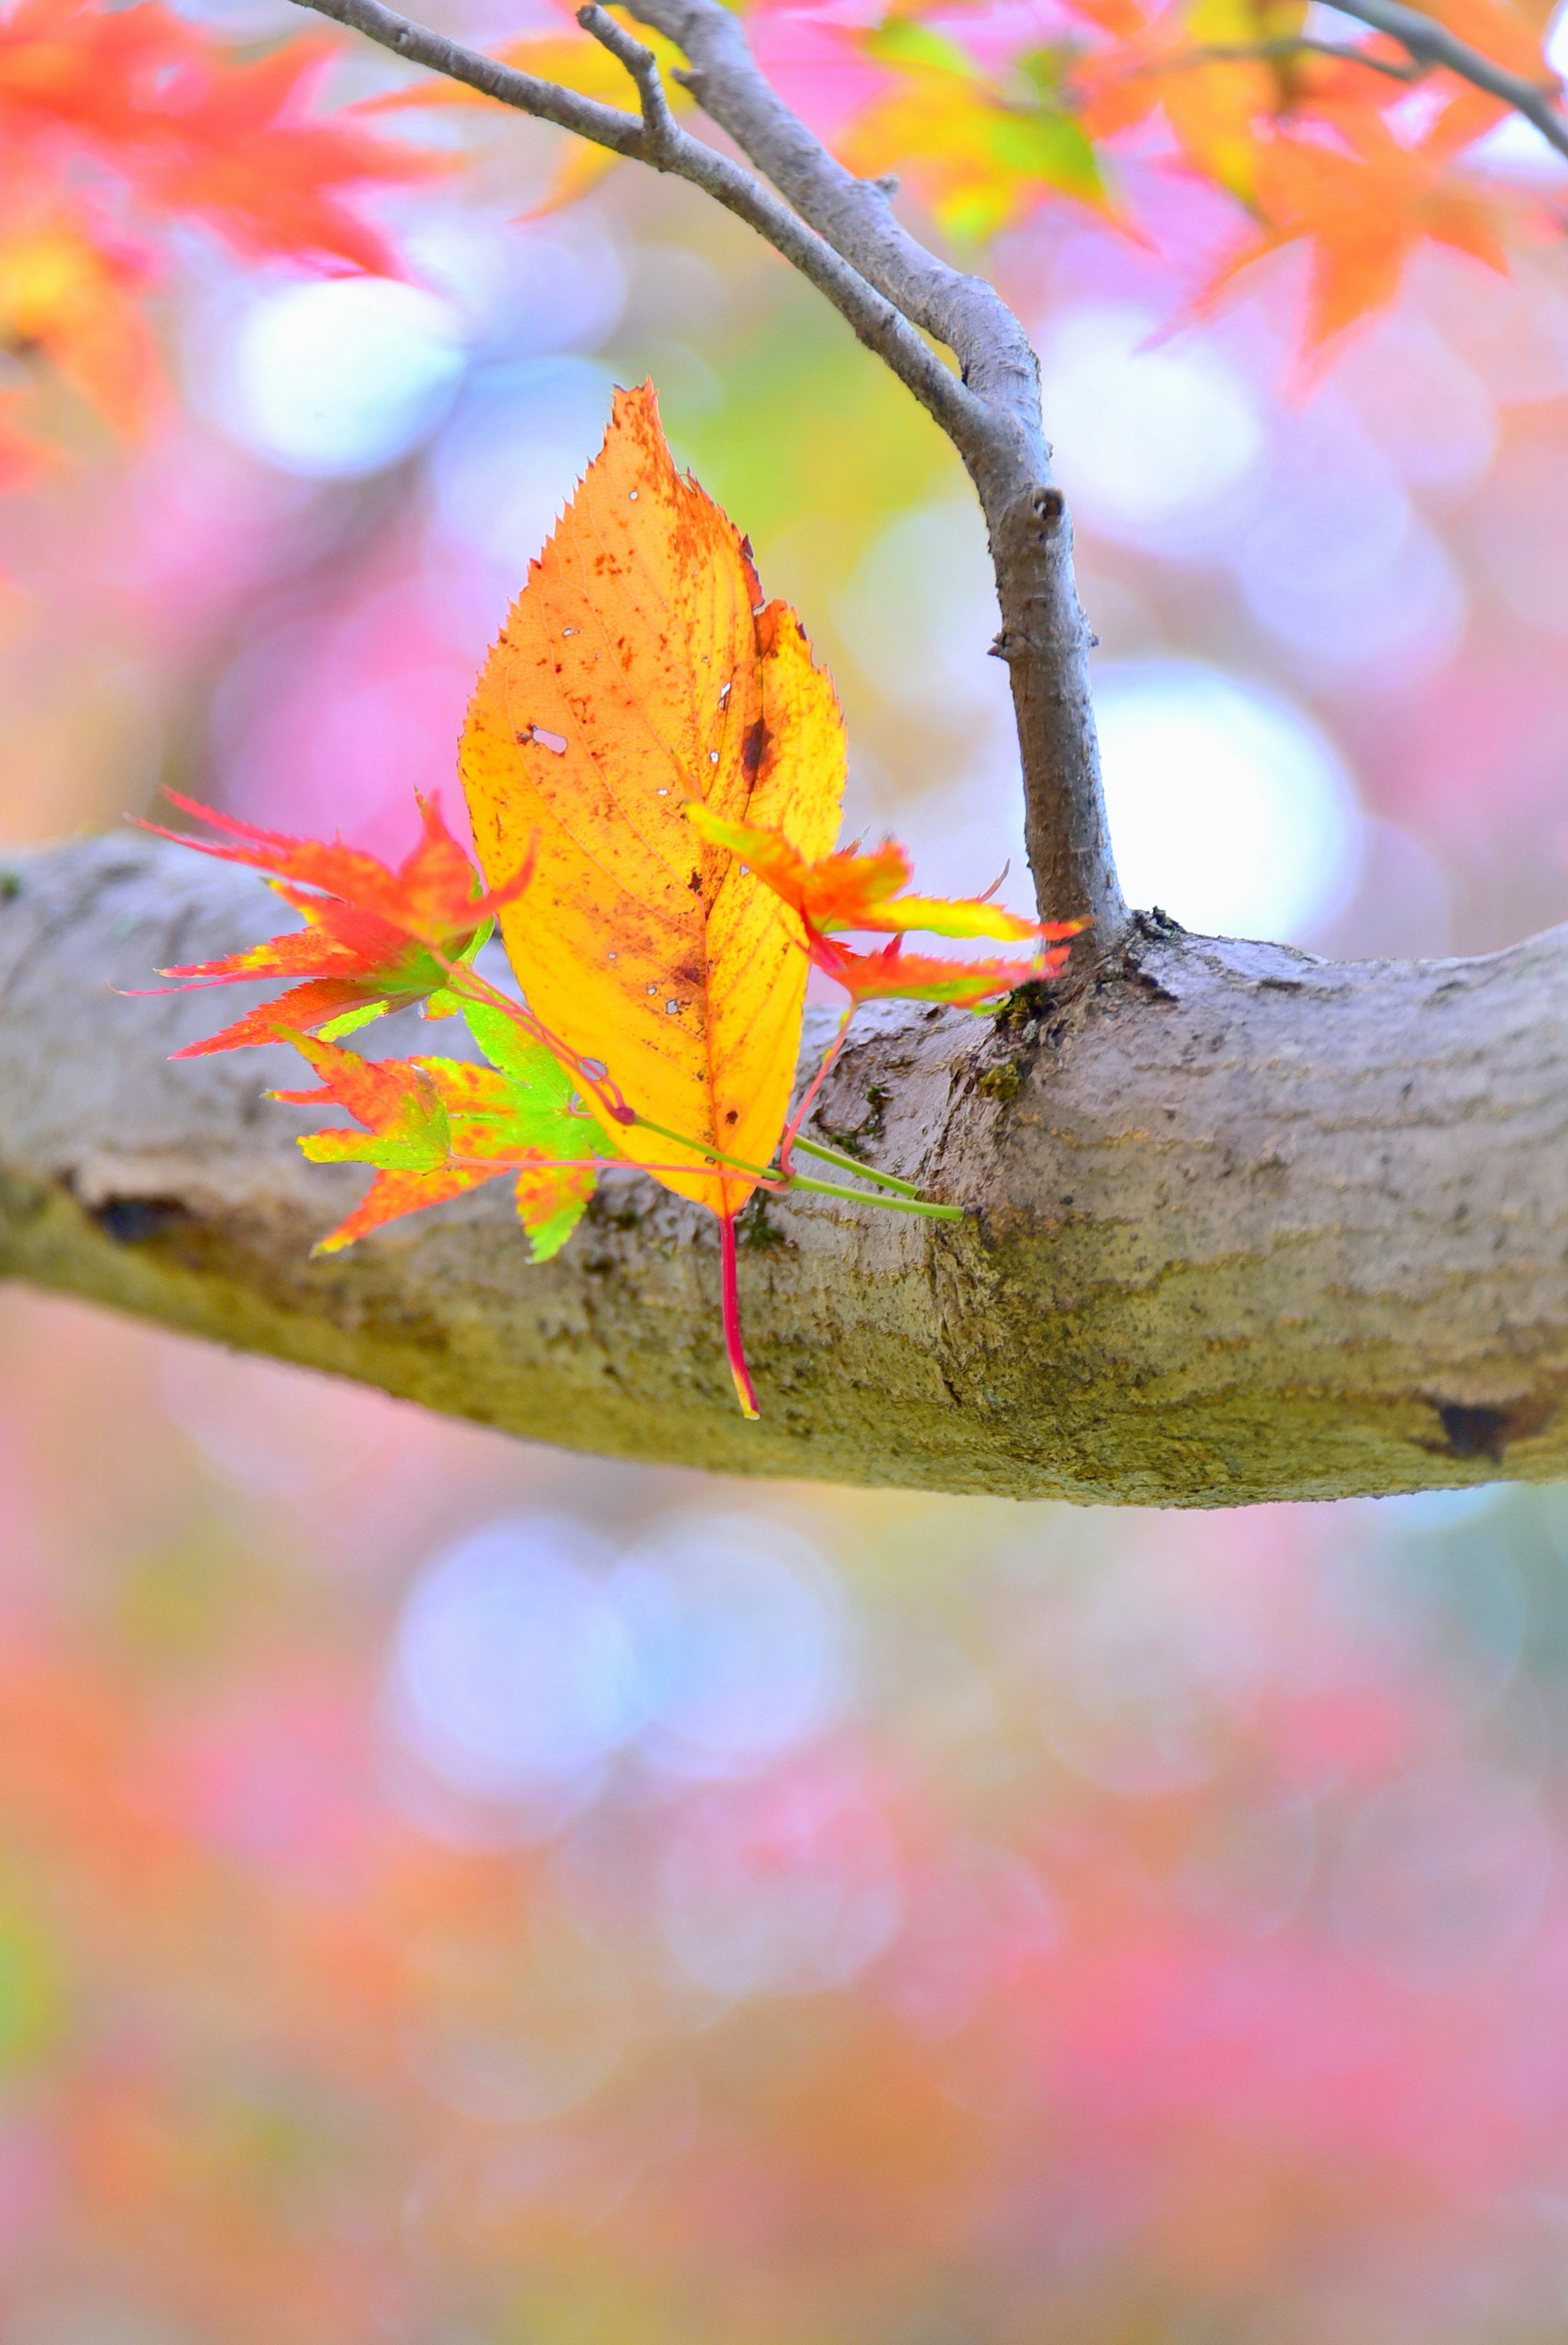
146,794,535,1057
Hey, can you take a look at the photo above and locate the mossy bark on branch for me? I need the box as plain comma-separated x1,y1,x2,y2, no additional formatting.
2,836,1565,1503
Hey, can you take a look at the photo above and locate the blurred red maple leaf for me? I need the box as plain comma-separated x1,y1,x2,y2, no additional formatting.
0,0,439,273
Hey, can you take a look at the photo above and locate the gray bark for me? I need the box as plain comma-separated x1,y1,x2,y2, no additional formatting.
4,833,1563,1505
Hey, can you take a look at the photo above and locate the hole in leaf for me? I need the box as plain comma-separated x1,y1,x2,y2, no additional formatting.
521,725,568,755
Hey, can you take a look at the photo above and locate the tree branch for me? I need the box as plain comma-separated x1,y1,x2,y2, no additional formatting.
1325,0,1568,160
8,838,1566,1503
290,0,1126,942
291,0,980,454
624,0,1122,943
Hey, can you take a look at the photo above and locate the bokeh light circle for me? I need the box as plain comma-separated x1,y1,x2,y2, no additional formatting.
216,276,468,477
1093,659,1364,940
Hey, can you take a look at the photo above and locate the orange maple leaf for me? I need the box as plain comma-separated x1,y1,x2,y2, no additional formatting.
272,1028,603,1257
131,38,444,275
685,806,1082,1007
1071,0,1270,185
685,806,1069,941
1198,114,1514,356
144,793,535,1056
0,185,159,433
811,933,1070,1009
0,0,439,275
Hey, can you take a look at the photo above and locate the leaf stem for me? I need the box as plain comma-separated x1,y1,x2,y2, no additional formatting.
629,1114,788,1188
788,1174,964,1220
788,1134,923,1196
719,1213,760,1419
778,1006,852,1176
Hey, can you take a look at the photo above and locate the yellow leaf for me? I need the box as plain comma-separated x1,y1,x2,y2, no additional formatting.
459,381,846,1218
0,206,160,434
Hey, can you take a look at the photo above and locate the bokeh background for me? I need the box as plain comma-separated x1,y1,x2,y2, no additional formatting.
4,0,1568,2332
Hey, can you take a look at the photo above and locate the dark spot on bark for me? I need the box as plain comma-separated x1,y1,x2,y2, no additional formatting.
1425,1392,1559,1463
1031,485,1065,529
91,1196,191,1245
0,870,20,901
1435,1404,1511,1462
742,721,766,776
978,1060,1022,1104
996,978,1065,1029
1137,906,1185,940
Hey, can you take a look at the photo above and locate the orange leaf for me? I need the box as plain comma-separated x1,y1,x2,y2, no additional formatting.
0,0,439,276
684,807,1060,942
811,933,1069,1008
146,793,532,1055
460,381,846,1219
146,791,531,947
273,1030,602,1257
0,189,159,433
1196,120,1513,357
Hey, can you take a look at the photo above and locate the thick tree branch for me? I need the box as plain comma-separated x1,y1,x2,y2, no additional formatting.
7,837,1566,1503
1325,0,1568,161
291,0,1125,942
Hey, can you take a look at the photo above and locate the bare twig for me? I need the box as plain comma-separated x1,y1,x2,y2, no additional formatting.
575,2,679,162
1149,35,1420,80
290,0,981,452
1325,0,1568,160
623,0,1124,940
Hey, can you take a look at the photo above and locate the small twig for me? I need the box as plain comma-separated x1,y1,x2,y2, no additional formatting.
575,2,679,163
1325,0,1568,161
1142,35,1420,81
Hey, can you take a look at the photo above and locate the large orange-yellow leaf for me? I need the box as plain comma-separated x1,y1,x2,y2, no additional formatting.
459,382,846,1217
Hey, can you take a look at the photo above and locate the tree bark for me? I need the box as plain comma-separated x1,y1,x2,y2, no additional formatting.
3,834,1564,1503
